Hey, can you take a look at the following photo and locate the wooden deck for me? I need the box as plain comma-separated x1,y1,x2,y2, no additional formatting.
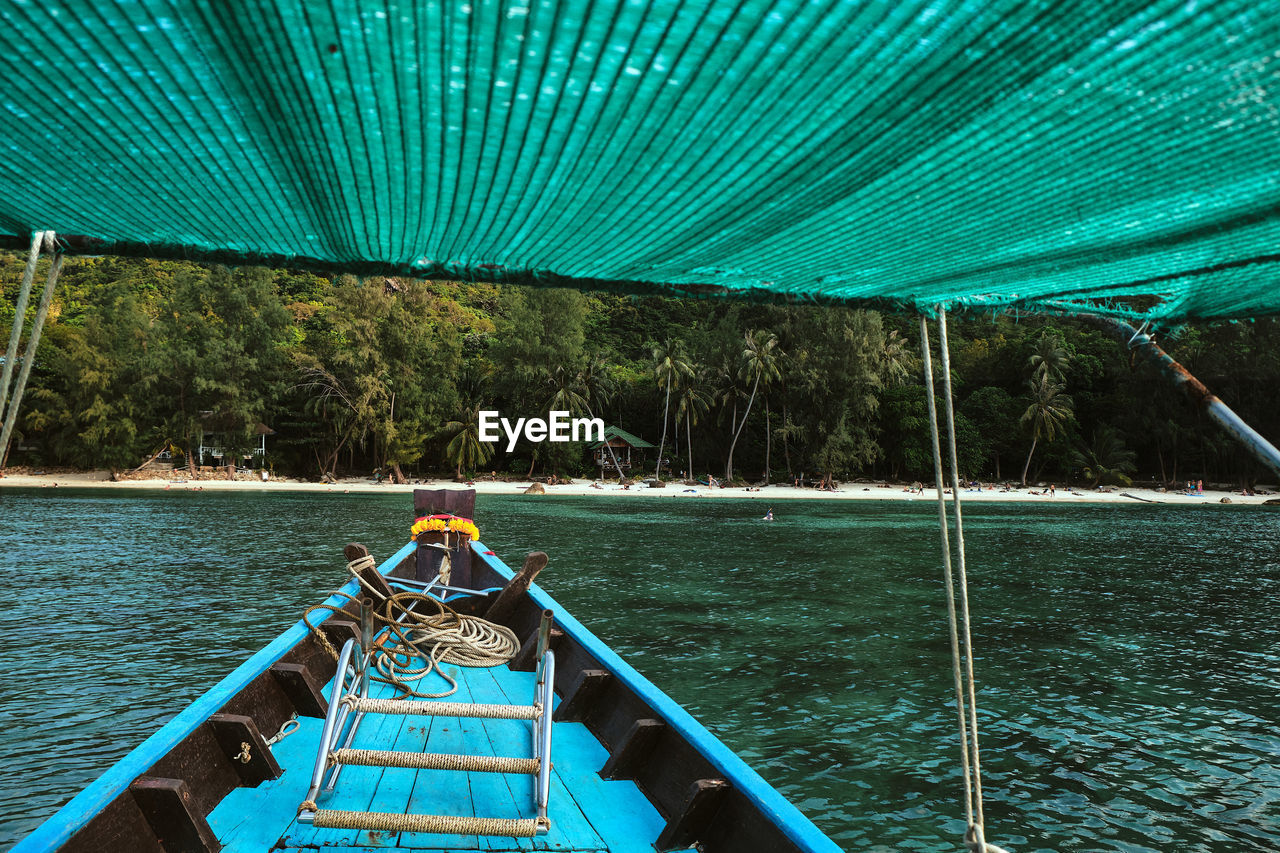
208,660,665,852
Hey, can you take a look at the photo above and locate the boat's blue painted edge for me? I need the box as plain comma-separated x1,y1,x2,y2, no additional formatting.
470,543,843,853
14,541,419,853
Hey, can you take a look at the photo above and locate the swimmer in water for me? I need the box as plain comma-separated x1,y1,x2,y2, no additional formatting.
763,508,774,521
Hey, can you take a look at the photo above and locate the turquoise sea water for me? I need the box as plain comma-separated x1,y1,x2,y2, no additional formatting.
1,488,1278,852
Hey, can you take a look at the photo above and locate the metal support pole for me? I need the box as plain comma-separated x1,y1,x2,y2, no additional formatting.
1087,316,1280,481
1,250,64,469
534,608,554,687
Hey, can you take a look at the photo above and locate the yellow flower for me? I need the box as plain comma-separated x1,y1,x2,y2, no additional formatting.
411,515,479,540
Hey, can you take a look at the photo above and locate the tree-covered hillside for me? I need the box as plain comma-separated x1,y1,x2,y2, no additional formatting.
4,254,1278,486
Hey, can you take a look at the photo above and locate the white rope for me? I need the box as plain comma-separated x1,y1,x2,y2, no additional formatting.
0,248,64,468
918,315,976,826
0,231,44,417
303,554,519,700
919,313,1009,853
937,308,987,829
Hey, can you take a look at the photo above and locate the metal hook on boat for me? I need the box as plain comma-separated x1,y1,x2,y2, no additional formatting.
267,715,300,746
1127,320,1150,348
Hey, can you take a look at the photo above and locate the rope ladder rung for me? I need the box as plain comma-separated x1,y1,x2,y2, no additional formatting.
298,809,547,837
345,696,540,720
332,748,541,774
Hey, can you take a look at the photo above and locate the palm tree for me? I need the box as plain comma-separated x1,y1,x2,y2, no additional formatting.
1019,373,1073,485
652,340,693,481
579,356,617,422
712,353,745,440
1071,426,1137,486
676,372,711,482
773,415,805,478
544,364,590,414
296,364,380,478
444,405,495,477
1029,331,1069,381
725,330,782,482
544,362,628,480
881,328,918,386
578,356,627,480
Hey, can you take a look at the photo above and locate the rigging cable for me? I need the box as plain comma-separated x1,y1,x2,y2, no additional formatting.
918,310,1010,853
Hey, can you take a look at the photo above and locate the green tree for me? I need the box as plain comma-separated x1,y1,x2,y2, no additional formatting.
489,288,588,475
298,277,460,481
961,386,1022,480
578,355,627,480
540,365,592,477
786,309,888,483
877,383,931,481
724,330,781,481
444,405,495,477
1029,331,1070,381
1071,425,1137,486
151,266,292,472
651,339,693,481
675,369,711,481
1020,373,1074,485
22,282,156,469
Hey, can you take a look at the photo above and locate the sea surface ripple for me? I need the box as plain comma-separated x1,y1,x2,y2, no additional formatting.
1,489,1277,852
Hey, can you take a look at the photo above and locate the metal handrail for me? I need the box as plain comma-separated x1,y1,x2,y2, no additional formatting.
535,649,555,823
301,635,368,811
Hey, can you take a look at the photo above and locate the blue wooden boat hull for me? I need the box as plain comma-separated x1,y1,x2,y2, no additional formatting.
14,539,842,853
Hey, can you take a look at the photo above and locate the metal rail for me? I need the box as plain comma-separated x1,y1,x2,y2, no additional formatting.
388,576,497,596
301,636,368,808
533,609,555,822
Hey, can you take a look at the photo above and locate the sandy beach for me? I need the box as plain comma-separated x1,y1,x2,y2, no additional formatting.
1,469,1274,506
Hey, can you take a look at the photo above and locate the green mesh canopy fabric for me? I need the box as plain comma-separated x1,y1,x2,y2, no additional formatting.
1,1,1278,322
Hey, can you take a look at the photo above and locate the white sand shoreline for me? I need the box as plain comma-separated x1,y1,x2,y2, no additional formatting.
1,470,1274,506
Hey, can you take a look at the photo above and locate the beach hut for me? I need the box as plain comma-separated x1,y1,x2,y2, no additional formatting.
196,414,275,469
591,426,654,476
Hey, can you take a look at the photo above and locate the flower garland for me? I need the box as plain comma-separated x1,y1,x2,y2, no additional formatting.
411,514,480,541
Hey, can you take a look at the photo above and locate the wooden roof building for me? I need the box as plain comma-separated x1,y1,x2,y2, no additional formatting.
591,426,654,474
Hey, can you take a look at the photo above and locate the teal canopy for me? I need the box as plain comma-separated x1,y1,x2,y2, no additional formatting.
2,1,1278,323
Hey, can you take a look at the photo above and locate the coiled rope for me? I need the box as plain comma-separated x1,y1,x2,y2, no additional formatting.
302,555,519,699
919,310,1010,853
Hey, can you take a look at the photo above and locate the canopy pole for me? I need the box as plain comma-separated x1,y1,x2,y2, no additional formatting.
1086,316,1280,481
0,232,60,471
